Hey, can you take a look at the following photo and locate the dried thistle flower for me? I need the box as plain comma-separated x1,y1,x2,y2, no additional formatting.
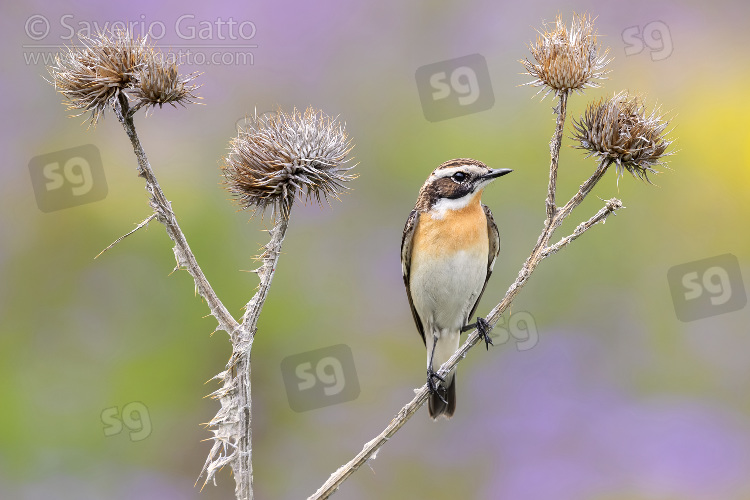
221,107,356,219
572,91,673,181
521,13,610,98
48,29,200,123
49,29,147,123
130,58,201,113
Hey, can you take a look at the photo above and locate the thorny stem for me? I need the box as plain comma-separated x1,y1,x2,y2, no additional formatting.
241,211,291,337
113,91,267,500
308,106,618,500
230,210,291,500
112,92,238,337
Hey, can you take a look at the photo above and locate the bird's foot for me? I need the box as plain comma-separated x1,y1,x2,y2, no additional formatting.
426,367,448,405
462,316,493,350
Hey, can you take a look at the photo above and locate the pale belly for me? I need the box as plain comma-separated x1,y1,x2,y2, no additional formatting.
409,247,487,333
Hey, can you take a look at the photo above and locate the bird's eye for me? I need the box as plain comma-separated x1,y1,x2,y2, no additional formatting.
452,172,467,182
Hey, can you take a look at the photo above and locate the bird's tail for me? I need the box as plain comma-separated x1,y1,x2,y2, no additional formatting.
428,372,456,419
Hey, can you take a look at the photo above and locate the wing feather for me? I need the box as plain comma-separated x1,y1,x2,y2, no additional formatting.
401,209,426,345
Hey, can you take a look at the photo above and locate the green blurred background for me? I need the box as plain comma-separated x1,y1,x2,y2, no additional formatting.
2,0,750,499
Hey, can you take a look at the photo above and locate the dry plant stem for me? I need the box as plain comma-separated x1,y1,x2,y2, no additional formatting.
542,197,622,257
230,211,291,500
95,213,157,259
197,214,290,500
241,212,290,335
114,93,268,499
232,353,253,500
308,386,431,500
309,161,617,499
546,91,568,220
113,93,238,335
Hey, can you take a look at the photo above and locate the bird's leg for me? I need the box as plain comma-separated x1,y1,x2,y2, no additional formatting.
462,316,493,350
426,334,448,404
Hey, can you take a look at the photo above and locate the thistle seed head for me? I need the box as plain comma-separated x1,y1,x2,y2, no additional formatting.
521,13,610,98
130,58,201,113
48,29,200,123
221,107,357,219
572,91,674,181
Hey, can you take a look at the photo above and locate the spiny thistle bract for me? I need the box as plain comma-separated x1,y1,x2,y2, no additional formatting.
48,29,200,123
572,91,673,181
129,57,201,113
521,13,610,98
221,107,356,219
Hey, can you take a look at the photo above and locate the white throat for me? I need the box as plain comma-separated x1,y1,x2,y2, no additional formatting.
430,195,474,220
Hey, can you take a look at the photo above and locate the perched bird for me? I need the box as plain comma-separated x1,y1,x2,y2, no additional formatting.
401,158,512,419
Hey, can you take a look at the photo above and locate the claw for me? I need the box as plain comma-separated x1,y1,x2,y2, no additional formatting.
476,317,493,350
427,367,448,405
462,316,493,350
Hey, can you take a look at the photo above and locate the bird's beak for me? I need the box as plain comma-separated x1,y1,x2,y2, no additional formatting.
483,168,513,180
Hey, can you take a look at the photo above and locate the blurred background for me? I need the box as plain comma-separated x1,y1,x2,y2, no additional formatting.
2,0,749,499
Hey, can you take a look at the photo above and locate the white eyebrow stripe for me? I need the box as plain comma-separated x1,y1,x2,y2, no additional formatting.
431,165,486,179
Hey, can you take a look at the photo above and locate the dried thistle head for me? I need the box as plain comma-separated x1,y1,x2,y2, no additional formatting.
572,91,674,181
521,13,610,98
221,107,357,219
49,29,146,123
129,57,201,113
48,29,200,123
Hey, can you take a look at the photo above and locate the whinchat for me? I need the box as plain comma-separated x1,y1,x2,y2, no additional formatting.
401,158,511,419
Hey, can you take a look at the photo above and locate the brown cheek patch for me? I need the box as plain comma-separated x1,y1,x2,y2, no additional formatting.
433,177,458,198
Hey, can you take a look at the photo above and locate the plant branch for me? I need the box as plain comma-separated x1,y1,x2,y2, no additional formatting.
551,159,609,228
95,213,157,259
546,91,568,220
241,211,291,337
112,92,239,337
198,209,291,500
542,198,623,257
308,384,432,499
113,91,261,497
224,210,291,500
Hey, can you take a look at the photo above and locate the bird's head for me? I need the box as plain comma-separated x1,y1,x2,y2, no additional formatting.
415,158,512,213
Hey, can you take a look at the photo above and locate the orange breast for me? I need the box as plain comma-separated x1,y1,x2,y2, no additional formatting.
411,191,488,259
